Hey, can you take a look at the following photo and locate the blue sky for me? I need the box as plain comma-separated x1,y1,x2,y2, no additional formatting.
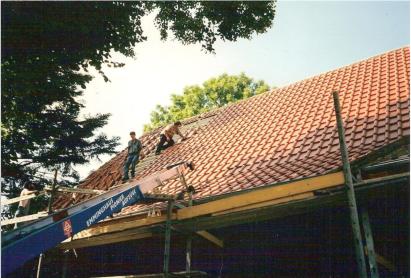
212,1,410,87
78,1,410,178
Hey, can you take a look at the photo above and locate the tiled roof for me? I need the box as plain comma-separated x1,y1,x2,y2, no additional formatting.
54,47,410,215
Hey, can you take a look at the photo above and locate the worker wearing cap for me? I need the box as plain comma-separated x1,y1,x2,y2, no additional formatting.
155,121,186,155
14,181,37,228
123,131,142,181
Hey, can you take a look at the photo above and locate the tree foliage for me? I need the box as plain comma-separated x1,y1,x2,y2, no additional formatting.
144,73,271,131
1,1,276,214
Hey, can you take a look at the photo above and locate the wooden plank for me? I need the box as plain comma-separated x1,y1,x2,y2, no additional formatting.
176,173,409,232
72,214,176,240
62,229,222,251
61,227,149,245
44,186,106,195
61,221,223,250
1,212,48,226
2,192,44,206
196,231,224,248
177,194,342,232
177,171,344,220
67,216,223,250
60,231,152,249
212,192,314,216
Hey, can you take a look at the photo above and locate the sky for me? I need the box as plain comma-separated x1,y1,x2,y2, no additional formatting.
76,0,410,178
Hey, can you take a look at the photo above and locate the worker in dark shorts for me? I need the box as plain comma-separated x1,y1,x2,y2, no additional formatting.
155,121,186,155
123,131,142,181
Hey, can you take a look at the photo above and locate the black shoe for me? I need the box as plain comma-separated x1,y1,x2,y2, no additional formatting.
122,177,129,182
155,151,160,155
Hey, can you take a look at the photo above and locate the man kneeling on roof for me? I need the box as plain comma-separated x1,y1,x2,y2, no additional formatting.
123,131,142,181
155,121,186,155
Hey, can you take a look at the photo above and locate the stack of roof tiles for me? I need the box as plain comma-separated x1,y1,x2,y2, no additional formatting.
54,47,410,216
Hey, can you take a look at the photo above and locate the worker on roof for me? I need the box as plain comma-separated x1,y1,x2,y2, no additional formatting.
123,131,142,181
14,181,37,228
155,121,186,155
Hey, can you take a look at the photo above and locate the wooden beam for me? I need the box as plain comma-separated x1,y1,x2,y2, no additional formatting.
173,203,223,248
60,230,153,249
60,224,223,250
64,212,223,249
176,173,409,232
177,171,344,220
2,192,44,206
178,195,339,233
1,212,48,226
212,192,314,216
72,214,176,240
44,186,106,195
196,231,224,248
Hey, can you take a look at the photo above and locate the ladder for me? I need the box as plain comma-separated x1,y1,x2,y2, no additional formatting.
1,161,194,276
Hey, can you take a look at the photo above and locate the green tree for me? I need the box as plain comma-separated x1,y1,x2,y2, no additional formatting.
1,1,276,216
144,73,271,131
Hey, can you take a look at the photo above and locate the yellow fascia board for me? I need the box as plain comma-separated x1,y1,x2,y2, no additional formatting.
177,171,345,220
